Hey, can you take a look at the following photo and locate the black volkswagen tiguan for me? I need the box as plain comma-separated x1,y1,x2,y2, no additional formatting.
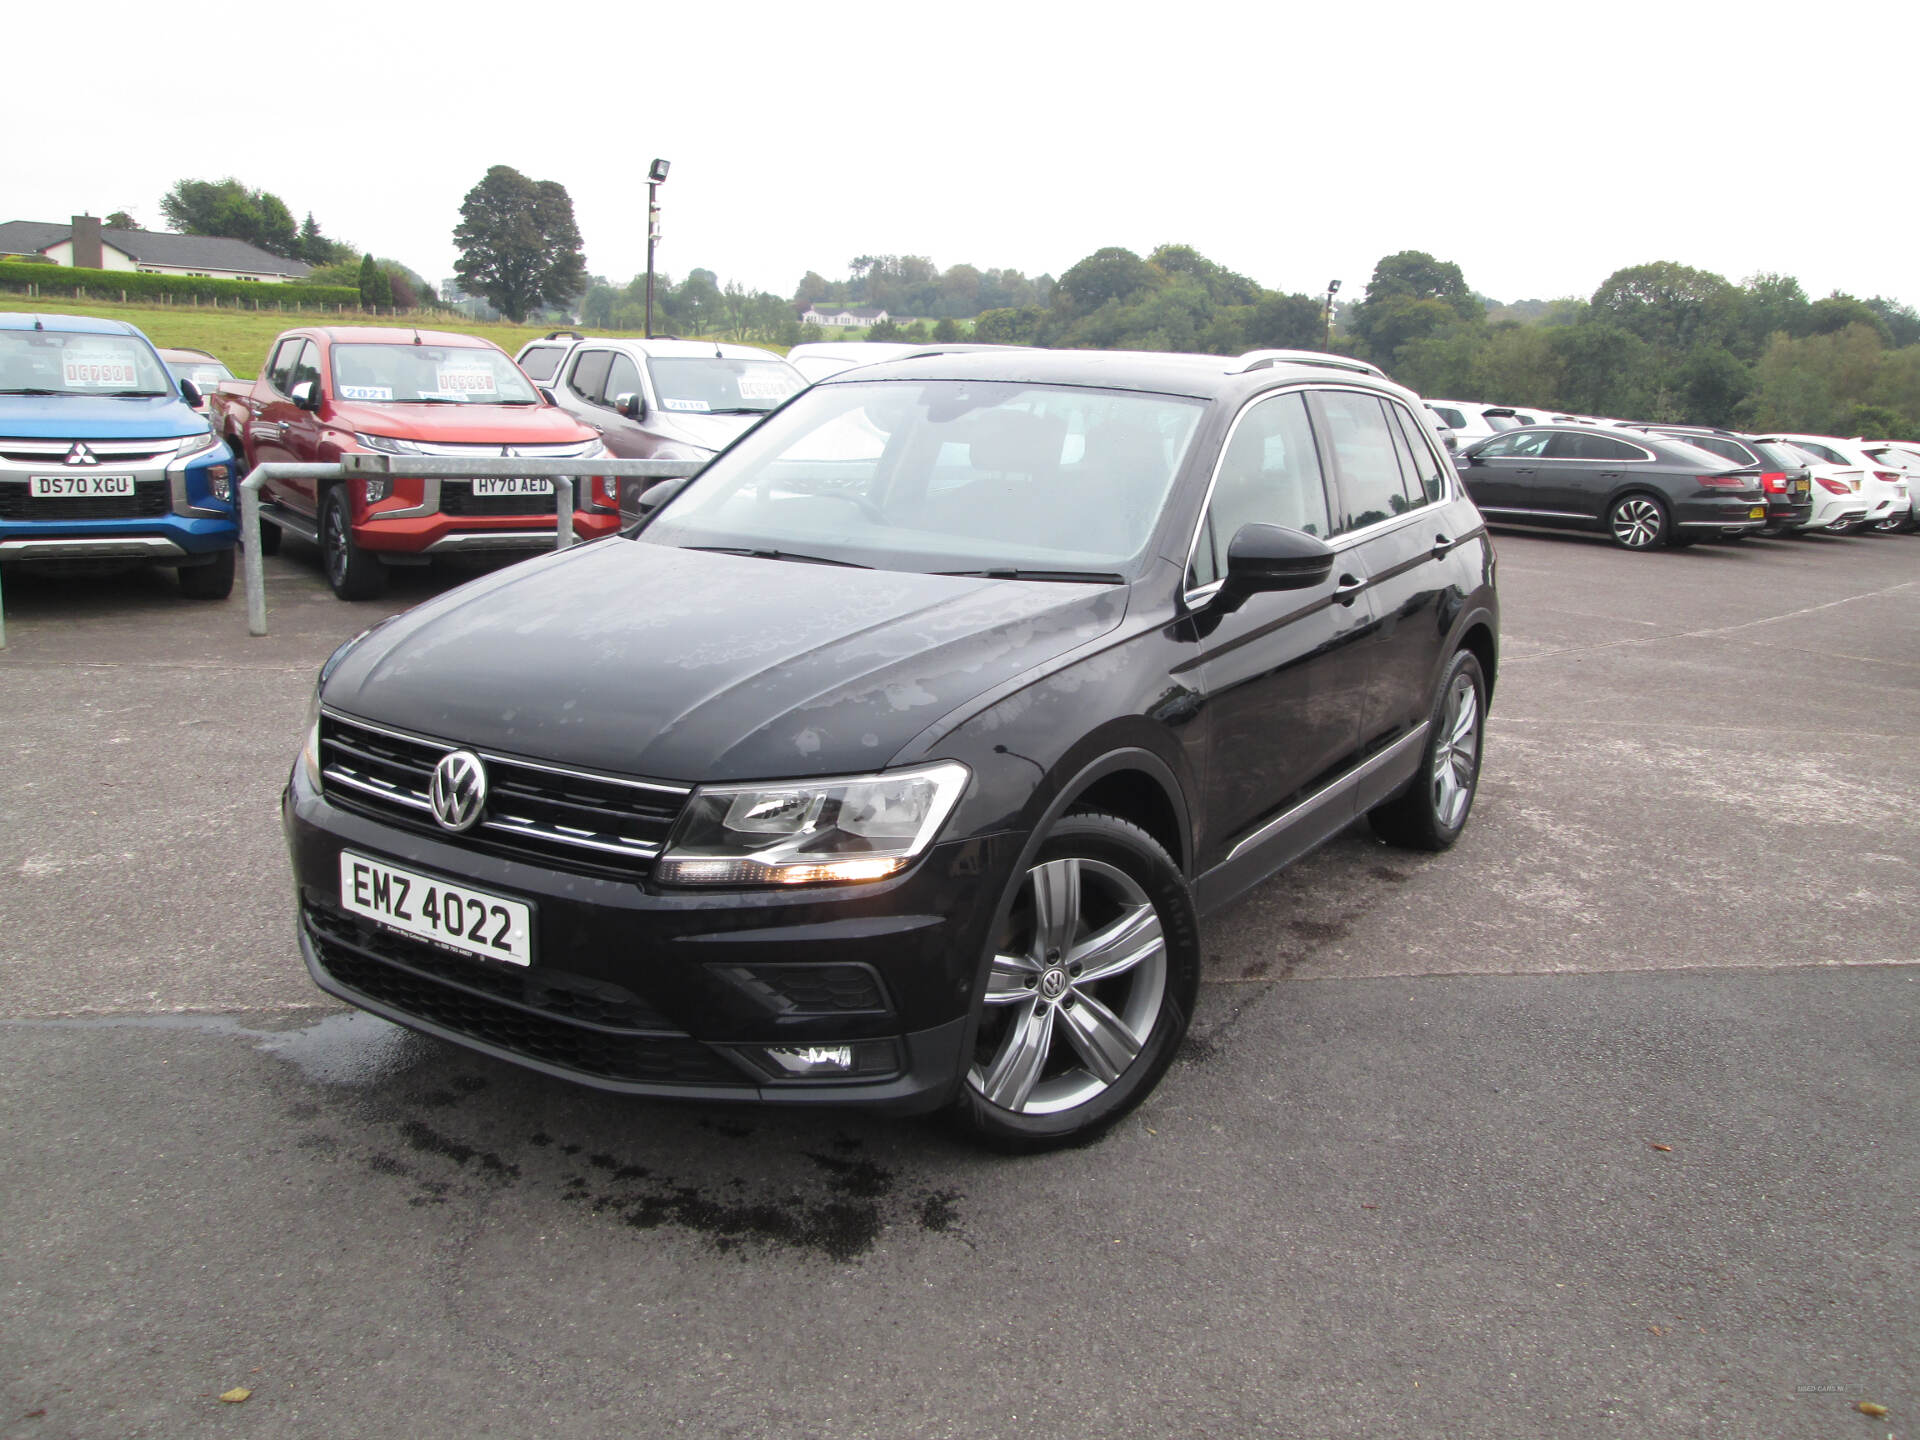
285,349,1499,1148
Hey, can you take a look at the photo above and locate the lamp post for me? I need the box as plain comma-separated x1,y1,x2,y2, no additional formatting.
645,158,670,339
1323,278,1341,349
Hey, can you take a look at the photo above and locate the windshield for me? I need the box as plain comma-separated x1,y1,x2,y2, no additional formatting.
330,344,537,404
646,357,805,414
1752,440,1807,471
166,360,233,390
0,329,171,395
641,379,1205,575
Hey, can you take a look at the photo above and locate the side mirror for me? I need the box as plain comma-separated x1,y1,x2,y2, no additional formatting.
290,380,321,413
615,391,647,420
179,378,203,408
537,386,557,406
621,475,692,531
1213,523,1335,612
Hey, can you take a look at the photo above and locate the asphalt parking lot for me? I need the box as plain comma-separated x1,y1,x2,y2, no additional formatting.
2,527,1914,1440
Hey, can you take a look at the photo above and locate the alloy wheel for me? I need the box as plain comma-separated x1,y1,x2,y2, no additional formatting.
323,500,349,586
1611,496,1663,548
1431,670,1480,830
967,856,1167,1116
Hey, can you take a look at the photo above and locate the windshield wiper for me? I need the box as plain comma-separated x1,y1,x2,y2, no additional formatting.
395,397,462,405
685,544,872,569
702,406,769,415
936,567,1125,584
0,387,64,395
100,389,171,397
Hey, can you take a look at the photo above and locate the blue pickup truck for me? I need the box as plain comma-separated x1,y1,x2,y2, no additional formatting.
1,312,238,598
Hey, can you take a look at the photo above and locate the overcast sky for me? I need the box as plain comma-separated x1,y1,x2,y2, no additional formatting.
6,0,1914,310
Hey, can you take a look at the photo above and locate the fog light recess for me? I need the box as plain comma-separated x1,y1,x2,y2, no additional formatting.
732,1039,901,1081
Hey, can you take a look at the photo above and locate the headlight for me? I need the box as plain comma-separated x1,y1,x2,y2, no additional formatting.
353,433,429,455
176,429,219,459
300,688,324,790
655,762,969,886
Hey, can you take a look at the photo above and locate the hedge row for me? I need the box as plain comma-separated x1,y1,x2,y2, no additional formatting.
0,260,359,309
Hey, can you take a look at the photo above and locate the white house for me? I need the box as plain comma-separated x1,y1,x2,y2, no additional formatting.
799,304,891,328
0,215,313,283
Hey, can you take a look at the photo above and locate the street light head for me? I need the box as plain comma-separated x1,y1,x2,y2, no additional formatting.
649,158,671,183
1327,279,1341,294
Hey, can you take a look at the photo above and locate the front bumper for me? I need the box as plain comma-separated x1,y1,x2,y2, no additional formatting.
0,512,236,562
355,507,619,554
283,764,1014,1112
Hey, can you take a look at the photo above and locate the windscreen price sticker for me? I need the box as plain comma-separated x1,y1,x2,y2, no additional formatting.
63,355,138,387
737,374,798,401
435,369,496,395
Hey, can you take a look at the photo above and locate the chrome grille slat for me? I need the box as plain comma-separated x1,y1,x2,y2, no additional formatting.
318,710,687,877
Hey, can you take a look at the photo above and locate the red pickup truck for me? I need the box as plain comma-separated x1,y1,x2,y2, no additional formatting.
210,327,613,598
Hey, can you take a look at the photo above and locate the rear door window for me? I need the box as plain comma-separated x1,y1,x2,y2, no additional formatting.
518,345,567,383
567,349,615,405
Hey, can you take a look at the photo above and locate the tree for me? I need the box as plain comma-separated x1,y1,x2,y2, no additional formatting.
932,317,961,343
1866,297,1920,349
1807,293,1891,344
451,166,588,323
160,178,301,258
1590,261,1737,354
1052,247,1161,318
1347,251,1483,361
1243,292,1325,350
357,254,391,311
105,211,139,231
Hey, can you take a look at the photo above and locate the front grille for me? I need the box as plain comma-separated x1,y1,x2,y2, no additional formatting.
305,901,748,1087
0,438,179,466
0,480,170,520
318,710,689,878
440,480,560,517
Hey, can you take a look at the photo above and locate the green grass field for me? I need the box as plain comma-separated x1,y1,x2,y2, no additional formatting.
0,295,790,379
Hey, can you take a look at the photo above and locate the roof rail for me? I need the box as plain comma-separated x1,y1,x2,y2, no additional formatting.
542,329,584,341
1230,349,1386,379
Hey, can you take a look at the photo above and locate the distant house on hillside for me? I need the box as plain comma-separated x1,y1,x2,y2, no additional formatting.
0,214,312,283
799,303,890,328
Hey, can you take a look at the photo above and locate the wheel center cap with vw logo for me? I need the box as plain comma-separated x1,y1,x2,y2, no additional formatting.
429,751,488,832
1039,967,1070,1001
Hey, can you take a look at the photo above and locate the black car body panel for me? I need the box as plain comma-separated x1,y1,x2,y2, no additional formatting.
286,349,1499,1116
1458,425,1769,538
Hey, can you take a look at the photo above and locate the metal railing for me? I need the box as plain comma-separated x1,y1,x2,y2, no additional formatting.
239,455,701,636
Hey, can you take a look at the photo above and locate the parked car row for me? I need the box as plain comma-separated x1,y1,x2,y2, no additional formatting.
1433,397,1916,549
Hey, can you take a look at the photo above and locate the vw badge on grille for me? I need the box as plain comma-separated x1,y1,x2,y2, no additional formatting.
64,442,98,467
430,751,488,832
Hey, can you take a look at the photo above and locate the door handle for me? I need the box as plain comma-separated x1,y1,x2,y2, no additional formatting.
1333,573,1365,606
1432,533,1454,556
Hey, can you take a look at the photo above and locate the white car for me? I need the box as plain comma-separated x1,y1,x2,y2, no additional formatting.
1755,434,1907,533
1426,400,1543,450
1749,434,1879,533
1860,441,1920,531
785,341,1016,384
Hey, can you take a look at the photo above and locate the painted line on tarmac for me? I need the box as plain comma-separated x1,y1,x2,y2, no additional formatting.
1508,579,1915,666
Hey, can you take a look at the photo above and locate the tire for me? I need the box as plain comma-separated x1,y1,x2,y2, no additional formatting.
1608,493,1671,550
1368,649,1487,852
176,546,235,600
952,813,1199,1151
320,486,387,600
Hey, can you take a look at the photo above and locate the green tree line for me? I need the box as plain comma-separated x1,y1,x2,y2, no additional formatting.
968,243,1920,440
793,256,1053,319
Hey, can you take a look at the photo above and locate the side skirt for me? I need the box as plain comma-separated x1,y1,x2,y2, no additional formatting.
1194,723,1429,916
